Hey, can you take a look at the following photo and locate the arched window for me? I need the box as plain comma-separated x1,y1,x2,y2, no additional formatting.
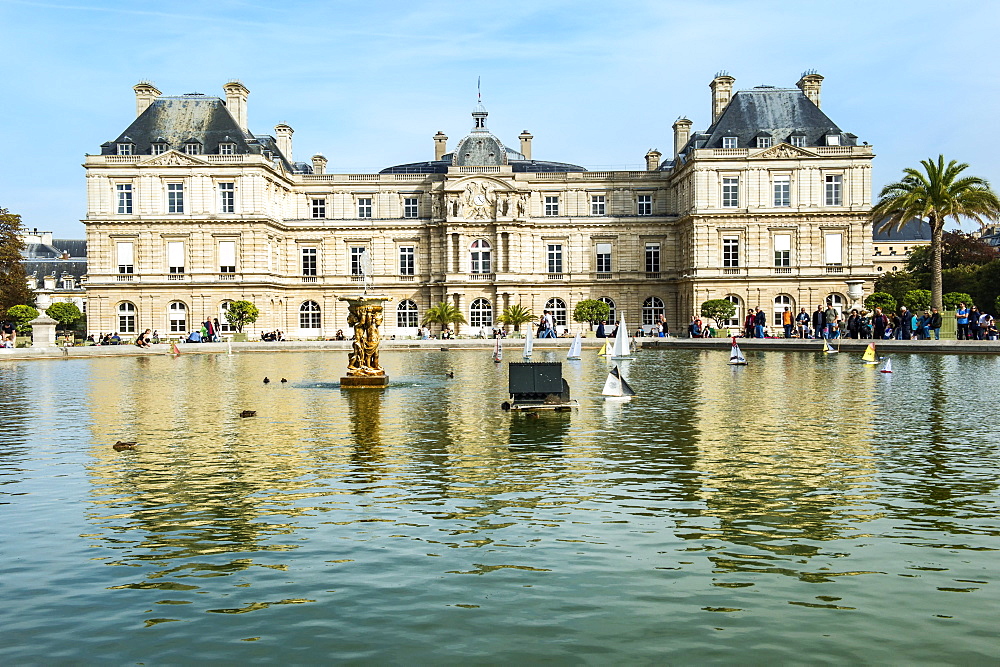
545,297,567,327
827,293,845,316
773,294,794,326
470,298,493,328
723,295,742,327
599,297,616,325
642,296,664,325
397,299,418,328
117,301,136,334
168,301,187,333
299,300,321,329
219,301,236,333
470,239,492,274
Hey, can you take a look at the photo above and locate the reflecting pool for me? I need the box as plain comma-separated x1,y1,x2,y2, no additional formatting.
1,349,998,663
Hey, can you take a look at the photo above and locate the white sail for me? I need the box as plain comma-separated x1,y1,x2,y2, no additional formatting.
522,326,533,358
603,365,635,397
567,333,582,359
493,336,503,363
823,338,838,354
728,338,747,365
880,357,893,373
611,318,634,359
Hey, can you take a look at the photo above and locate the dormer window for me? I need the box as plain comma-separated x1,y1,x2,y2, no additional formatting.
825,133,841,146
789,134,805,147
722,136,738,149
219,143,236,155
184,142,201,155
151,142,168,155
117,143,134,155
756,136,772,148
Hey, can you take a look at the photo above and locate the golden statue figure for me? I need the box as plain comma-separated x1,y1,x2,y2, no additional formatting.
345,302,384,376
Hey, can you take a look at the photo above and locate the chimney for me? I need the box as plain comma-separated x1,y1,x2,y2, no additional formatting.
519,130,534,160
672,117,693,158
433,131,448,161
223,80,250,132
275,123,294,162
133,81,161,117
797,70,824,108
709,72,736,124
311,154,327,175
645,149,661,171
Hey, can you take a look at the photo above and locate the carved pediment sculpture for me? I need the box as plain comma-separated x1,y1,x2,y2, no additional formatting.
751,143,817,159
140,150,208,167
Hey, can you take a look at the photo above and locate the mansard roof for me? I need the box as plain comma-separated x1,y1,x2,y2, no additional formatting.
873,218,931,242
100,94,309,173
688,86,857,152
380,159,586,174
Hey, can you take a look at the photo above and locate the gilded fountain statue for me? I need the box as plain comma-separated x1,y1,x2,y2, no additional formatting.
339,249,390,388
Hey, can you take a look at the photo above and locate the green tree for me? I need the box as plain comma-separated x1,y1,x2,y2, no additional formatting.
871,155,1000,310
422,301,467,334
496,304,534,332
995,295,1000,316
903,289,931,312
864,292,897,312
873,271,920,306
572,299,610,329
6,305,39,334
0,208,34,312
943,292,972,310
45,302,82,331
906,230,998,272
700,299,736,328
225,300,259,332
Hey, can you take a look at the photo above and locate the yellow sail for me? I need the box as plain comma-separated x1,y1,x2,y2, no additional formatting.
862,343,876,362
598,341,607,356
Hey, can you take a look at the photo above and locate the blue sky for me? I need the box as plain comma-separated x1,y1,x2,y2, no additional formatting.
2,0,998,238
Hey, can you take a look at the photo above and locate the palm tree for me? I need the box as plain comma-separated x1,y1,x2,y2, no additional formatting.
421,301,467,335
871,155,1000,311
496,304,534,333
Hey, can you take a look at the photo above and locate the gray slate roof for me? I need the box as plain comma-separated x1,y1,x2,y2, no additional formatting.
873,218,931,242
380,158,586,174
21,240,88,281
683,86,857,154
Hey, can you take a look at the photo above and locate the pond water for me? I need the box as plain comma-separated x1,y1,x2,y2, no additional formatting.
1,348,998,664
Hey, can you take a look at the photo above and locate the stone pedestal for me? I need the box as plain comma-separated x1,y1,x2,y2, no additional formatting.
29,313,59,347
340,375,390,389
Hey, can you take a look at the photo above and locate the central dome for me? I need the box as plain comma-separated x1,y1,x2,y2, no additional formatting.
451,101,522,167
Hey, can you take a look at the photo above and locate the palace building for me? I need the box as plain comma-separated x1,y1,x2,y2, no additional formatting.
82,72,875,338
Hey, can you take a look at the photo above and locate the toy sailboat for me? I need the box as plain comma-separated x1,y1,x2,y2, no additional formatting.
493,336,503,363
610,318,635,359
598,341,608,356
879,357,893,374
522,326,533,359
822,338,838,354
862,343,878,365
729,337,747,365
602,365,635,399
567,333,582,360
171,343,181,356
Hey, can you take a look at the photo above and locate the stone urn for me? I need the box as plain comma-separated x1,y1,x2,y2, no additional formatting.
845,280,865,312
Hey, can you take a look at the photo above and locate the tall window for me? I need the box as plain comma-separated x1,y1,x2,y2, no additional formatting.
167,183,184,213
825,174,843,206
547,244,563,273
774,234,791,267
116,241,134,274
311,198,326,219
591,195,606,216
642,296,664,326
824,232,843,265
470,298,493,328
827,293,845,315
544,196,559,216
470,239,491,273
722,177,739,208
645,242,660,272
301,247,317,276
218,301,236,332
116,184,133,214
773,175,790,207
723,237,739,267
545,298,567,327
358,198,373,218
722,136,738,149
397,300,418,328
117,302,136,334
637,194,652,216
299,301,321,329
399,246,415,276
773,295,793,326
723,295,742,326
167,241,185,274
168,302,187,333
350,247,367,276
219,240,236,274
599,297,616,324
596,243,612,273
403,197,418,218
219,182,235,213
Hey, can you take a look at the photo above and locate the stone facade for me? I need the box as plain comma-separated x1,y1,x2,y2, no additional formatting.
83,73,876,338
